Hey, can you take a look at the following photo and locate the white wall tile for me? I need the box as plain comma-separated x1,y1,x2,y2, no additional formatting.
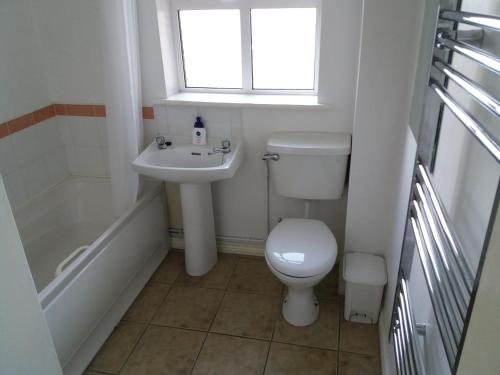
10,126,40,166
165,105,197,137
0,137,18,176
75,146,106,177
97,118,108,147
21,158,51,200
44,146,69,185
195,107,232,139
64,145,79,175
3,170,27,209
36,118,63,150
57,118,73,146
143,119,159,148
68,117,102,147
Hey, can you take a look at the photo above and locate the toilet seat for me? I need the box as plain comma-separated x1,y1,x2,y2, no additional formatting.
266,218,337,278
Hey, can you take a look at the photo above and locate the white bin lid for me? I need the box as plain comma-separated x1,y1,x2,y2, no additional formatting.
343,253,387,286
267,132,351,156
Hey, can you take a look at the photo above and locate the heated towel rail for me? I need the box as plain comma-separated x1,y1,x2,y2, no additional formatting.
390,6,499,374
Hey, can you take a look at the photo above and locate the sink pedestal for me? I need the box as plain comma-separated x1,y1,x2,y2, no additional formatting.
179,183,217,276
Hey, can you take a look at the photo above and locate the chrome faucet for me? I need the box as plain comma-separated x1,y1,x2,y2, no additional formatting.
213,139,231,154
156,136,172,149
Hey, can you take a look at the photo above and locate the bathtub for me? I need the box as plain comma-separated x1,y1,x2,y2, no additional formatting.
14,177,168,375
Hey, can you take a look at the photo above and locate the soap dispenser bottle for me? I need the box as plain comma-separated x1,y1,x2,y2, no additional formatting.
192,116,207,145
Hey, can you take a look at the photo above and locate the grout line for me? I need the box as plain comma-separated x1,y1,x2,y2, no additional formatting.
187,280,228,375
262,287,285,374
112,321,148,375
338,349,380,357
269,338,338,352
187,331,208,375
337,295,342,373
222,254,239,291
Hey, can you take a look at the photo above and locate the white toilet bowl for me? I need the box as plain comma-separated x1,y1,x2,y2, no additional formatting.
265,218,337,326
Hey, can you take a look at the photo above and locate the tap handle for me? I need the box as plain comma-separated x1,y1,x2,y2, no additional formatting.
156,135,166,145
221,139,230,149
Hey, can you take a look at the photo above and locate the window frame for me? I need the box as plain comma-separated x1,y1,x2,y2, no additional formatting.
170,0,321,95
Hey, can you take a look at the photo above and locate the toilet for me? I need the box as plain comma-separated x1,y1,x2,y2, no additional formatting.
264,132,351,326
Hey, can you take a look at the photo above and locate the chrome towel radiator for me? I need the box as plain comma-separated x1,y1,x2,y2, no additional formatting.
390,6,499,375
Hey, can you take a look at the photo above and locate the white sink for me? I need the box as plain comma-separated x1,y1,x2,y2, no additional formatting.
132,138,244,276
132,140,243,183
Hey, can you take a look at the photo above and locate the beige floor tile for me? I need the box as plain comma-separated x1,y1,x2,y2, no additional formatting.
120,326,205,375
123,283,171,323
174,253,238,290
315,265,340,301
87,321,146,374
339,319,379,355
339,351,381,375
227,257,283,296
152,286,224,331
211,292,281,340
265,342,337,375
192,333,269,375
273,301,340,350
150,251,184,284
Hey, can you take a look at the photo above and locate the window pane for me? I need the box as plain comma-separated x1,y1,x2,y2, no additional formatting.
251,8,317,90
179,10,242,88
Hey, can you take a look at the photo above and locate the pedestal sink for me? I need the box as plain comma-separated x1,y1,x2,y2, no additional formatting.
132,138,243,276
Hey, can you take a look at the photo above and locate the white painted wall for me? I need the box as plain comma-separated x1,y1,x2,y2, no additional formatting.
345,0,424,256
0,176,62,375
457,208,500,375
344,0,428,374
145,0,363,248
376,0,500,373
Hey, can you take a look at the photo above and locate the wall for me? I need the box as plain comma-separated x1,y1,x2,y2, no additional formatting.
344,0,424,257
456,208,500,375
0,0,69,208
0,176,63,375
376,0,500,373
344,0,426,373
146,0,363,248
30,0,111,180
2,0,363,251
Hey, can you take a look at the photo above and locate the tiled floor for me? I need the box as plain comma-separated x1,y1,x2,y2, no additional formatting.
86,251,381,375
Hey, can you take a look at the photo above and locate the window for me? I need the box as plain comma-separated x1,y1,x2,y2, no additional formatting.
178,10,242,88
172,1,320,93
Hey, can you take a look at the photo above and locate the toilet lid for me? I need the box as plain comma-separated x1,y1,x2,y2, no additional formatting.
266,219,337,277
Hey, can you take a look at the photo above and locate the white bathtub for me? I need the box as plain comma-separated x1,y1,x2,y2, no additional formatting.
14,177,168,375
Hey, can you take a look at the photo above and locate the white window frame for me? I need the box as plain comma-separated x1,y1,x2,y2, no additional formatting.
170,0,321,95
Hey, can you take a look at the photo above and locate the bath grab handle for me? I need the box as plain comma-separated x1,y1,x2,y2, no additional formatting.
262,153,280,161
55,245,89,277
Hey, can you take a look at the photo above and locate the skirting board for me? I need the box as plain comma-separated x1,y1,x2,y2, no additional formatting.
378,306,396,375
170,237,265,257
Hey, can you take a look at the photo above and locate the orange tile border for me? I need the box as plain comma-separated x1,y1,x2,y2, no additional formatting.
8,113,35,134
93,105,106,117
142,106,155,120
33,105,56,123
53,104,67,116
0,123,9,139
66,104,95,117
0,103,155,139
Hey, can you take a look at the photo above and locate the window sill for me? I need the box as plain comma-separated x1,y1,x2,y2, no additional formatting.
156,92,330,110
